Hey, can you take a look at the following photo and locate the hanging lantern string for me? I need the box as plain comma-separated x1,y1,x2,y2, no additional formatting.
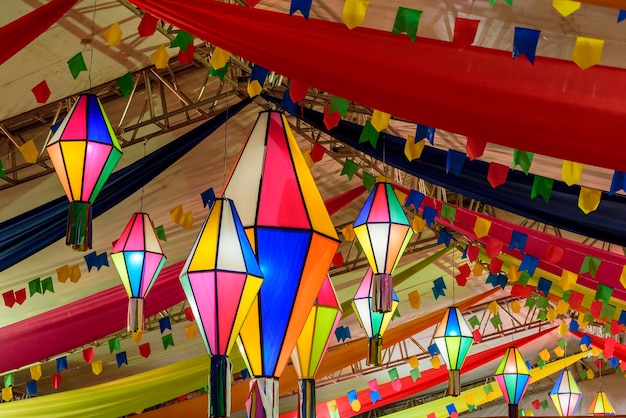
223,63,230,195
139,138,147,212
88,0,96,91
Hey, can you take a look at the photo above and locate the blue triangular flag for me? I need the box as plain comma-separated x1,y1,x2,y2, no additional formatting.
461,246,468,259
347,389,358,403
619,310,626,327
437,230,452,247
84,251,109,272
569,319,579,333
415,124,435,145
290,0,312,19
26,380,38,396
486,272,498,286
201,187,216,208
518,254,539,276
428,343,441,357
405,190,425,209
609,357,619,368
446,150,466,177
280,89,297,114
579,334,592,348
241,368,251,379
446,404,458,415
618,10,626,23
536,277,552,296
423,206,438,226
513,27,540,64
116,351,128,368
159,317,172,334
50,119,63,134
370,390,382,404
249,64,269,85
609,171,626,195
56,356,68,372
509,231,528,253
433,286,446,299
433,276,447,290
496,274,508,290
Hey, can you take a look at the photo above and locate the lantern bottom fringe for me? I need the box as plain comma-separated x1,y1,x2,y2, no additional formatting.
367,336,383,366
247,376,279,418
209,355,232,418
298,379,316,418
66,201,92,251
372,273,393,313
448,370,461,396
508,404,519,418
127,298,145,332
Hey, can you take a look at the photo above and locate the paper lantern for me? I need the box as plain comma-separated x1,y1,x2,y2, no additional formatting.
111,213,166,332
549,370,582,416
223,111,339,418
291,275,342,418
353,182,412,312
46,94,122,251
352,268,398,366
433,306,473,396
494,347,531,418
179,198,263,417
587,391,615,416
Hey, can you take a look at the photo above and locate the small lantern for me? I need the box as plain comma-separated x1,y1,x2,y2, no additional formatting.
46,94,122,251
494,347,531,418
549,370,582,416
353,182,412,313
587,391,615,416
111,212,166,332
352,268,398,366
433,306,473,396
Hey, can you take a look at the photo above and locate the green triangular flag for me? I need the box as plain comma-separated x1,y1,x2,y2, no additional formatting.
558,337,567,348
601,304,616,321
490,314,502,327
562,290,571,302
392,307,401,319
170,31,193,51
484,384,494,394
583,310,594,324
537,310,547,321
117,72,133,98
329,96,349,117
354,241,363,256
359,121,380,148
341,159,359,180
209,63,229,82
363,172,376,192
67,52,87,79
108,337,121,353
28,278,42,297
536,295,549,309
391,7,422,42
0,160,5,178
441,203,456,224
410,368,421,381
155,225,167,242
524,297,536,308
468,315,480,328
531,175,554,202
162,333,175,350
595,283,613,303
467,403,477,412
537,359,546,369
41,277,54,294
4,373,13,388
603,322,612,336
518,271,531,286
579,369,587,380
580,255,601,278
513,150,534,174
541,399,549,410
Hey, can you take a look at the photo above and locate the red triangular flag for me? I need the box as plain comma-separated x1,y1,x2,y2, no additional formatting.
82,347,94,363
610,320,623,336
289,80,309,103
178,44,196,65
2,291,15,308
184,306,195,322
15,289,26,305
604,337,616,358
453,18,480,49
456,272,468,286
472,328,482,343
246,0,261,7
458,263,471,277
138,13,158,37
466,245,479,262
323,106,341,130
466,137,486,160
487,162,509,188
590,300,602,318
139,342,151,359
51,373,62,389
489,258,504,274
532,399,541,410
332,252,344,268
568,291,584,309
486,238,504,258
310,143,326,162
32,80,51,104
545,244,564,264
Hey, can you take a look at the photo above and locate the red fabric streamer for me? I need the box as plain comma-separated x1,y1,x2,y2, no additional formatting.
129,0,626,171
324,185,366,216
0,0,78,66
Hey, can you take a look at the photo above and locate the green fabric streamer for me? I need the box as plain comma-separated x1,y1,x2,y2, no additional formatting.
155,225,167,242
513,150,533,174
354,241,363,257
117,72,134,98
579,369,587,380
162,334,175,350
28,278,42,297
518,271,530,286
67,52,87,79
392,7,422,42
329,96,349,117
580,255,601,278
41,277,54,294
537,310,547,321
595,283,613,303
603,323,612,336
441,203,456,223
583,311,594,324
541,399,549,410
170,31,193,51
562,290,571,301
359,121,380,148
108,338,121,353
558,338,567,348
340,159,359,180
531,175,553,202
483,384,493,394
467,403,477,412
524,297,536,308
362,172,376,192
393,307,401,319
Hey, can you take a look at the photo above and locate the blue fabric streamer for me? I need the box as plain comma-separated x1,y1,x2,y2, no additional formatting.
26,380,37,396
579,334,592,348
347,389,358,403
513,27,540,64
619,310,626,326
433,276,447,290
437,230,452,247
370,390,382,404
56,356,67,372
610,171,626,195
280,88,297,114
159,317,172,334
116,351,128,368
249,64,269,85
428,343,440,357
569,319,579,333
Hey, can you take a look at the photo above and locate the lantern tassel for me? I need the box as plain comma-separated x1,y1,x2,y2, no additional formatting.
367,336,383,366
66,201,92,251
372,273,393,313
246,377,279,418
448,370,461,396
127,297,145,332
298,379,316,418
209,355,232,417
508,404,519,418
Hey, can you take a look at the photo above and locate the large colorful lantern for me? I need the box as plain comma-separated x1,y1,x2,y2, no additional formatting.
291,275,342,418
433,306,473,396
179,198,263,417
587,391,615,416
111,212,166,332
353,182,412,313
549,369,582,416
46,94,122,251
494,347,531,418
223,111,339,418
352,268,398,366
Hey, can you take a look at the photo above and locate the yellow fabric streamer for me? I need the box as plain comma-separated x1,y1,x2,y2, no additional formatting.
473,217,492,238
371,110,391,131
572,36,604,70
556,300,570,315
539,349,551,361
561,160,584,186
552,0,581,16
578,186,602,214
181,212,194,229
408,290,421,309
510,299,521,313
558,322,569,336
342,0,370,29
210,47,231,70
430,355,441,369
554,346,565,357
19,139,39,164
547,308,557,322
170,205,183,224
132,330,143,343
69,265,81,283
103,22,123,46
408,356,419,369
150,45,170,69
404,136,425,161
472,262,484,277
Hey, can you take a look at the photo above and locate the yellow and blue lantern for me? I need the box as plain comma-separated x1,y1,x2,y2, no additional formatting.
433,306,473,396
549,370,582,416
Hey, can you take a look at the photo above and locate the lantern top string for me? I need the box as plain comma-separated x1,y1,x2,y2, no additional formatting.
223,60,230,197
88,0,96,92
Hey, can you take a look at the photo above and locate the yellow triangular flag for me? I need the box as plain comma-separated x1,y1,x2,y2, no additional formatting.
488,300,499,315
170,205,183,224
56,265,70,283
556,300,570,315
404,136,425,161
69,265,81,283
210,47,231,70
554,346,565,357
30,365,42,381
19,139,39,164
394,189,407,206
621,265,626,289
539,348,550,361
103,22,123,46
247,80,263,98
150,45,170,69
302,149,314,169
511,299,521,313
587,369,595,379
578,186,602,214
558,322,568,336
561,160,584,186
181,212,194,229
408,290,421,309
412,215,426,233
572,36,604,70
591,346,602,356
342,0,369,29
2,387,12,402
508,264,521,282
408,356,419,369
547,308,557,322
132,330,143,343
341,224,356,241
92,360,103,376
185,324,197,339
327,400,338,412
371,110,391,132
552,0,580,17
350,400,361,412
525,409,534,416
473,217,492,238
430,355,441,369
560,270,577,291
465,394,475,405
472,262,484,277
